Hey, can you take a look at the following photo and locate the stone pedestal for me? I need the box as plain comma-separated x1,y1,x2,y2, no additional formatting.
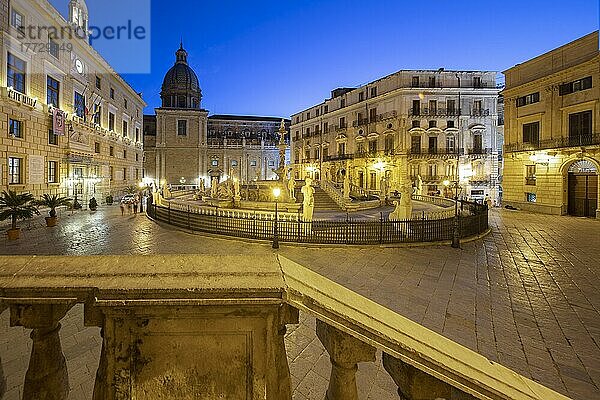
87,301,298,400
10,303,72,400
316,320,376,400
383,353,477,400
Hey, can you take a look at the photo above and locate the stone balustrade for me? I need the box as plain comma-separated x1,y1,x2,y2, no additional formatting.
0,255,568,400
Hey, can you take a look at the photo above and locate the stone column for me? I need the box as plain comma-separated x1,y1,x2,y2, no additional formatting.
10,303,72,400
316,320,376,400
383,353,477,400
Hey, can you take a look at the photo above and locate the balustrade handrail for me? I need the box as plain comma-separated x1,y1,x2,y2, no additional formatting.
505,133,600,152
0,254,569,400
320,180,349,209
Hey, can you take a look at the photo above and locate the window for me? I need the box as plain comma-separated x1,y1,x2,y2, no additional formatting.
385,136,393,152
446,136,456,153
94,142,100,153
357,142,365,154
429,120,437,128
569,110,592,141
411,136,421,153
110,88,115,99
324,105,329,113
523,122,540,144
368,140,377,153
93,104,101,125
428,76,436,88
231,160,238,167
109,146,114,156
304,150,310,160
473,100,482,112
123,168,127,181
526,193,537,203
370,172,377,190
123,150,127,159
369,108,377,121
525,165,536,186
314,148,320,159
340,98,346,108
122,120,128,137
74,91,85,118
447,120,455,128
338,142,346,155
48,161,58,183
135,127,140,142
339,117,346,128
9,119,23,138
323,122,328,133
250,160,257,167
359,92,364,102
306,127,311,136
8,157,22,184
412,120,420,128
306,112,310,119
124,98,128,109
10,9,24,33
412,76,419,87
559,76,592,95
136,169,139,180
48,39,60,59
135,153,139,162
109,166,114,181
370,87,377,98
96,76,101,89
473,77,482,88
429,100,437,115
447,100,456,115
47,76,60,107
314,125,320,135
473,134,483,153
516,92,540,107
177,120,187,136
428,137,438,154
268,161,275,167
7,53,26,93
108,112,115,131
412,100,420,115
48,129,58,145
212,160,219,167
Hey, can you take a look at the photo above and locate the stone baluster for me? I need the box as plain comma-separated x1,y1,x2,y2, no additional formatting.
10,303,72,400
383,353,477,400
316,320,376,400
274,305,299,399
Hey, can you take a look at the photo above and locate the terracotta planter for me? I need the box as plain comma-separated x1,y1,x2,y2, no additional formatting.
7,228,21,240
46,216,58,227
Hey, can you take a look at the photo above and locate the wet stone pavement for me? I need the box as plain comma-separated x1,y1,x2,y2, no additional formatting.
0,205,599,399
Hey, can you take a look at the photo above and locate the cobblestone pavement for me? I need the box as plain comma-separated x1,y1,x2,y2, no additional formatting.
0,206,599,399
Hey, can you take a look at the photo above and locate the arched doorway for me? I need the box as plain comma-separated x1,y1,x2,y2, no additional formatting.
567,160,598,217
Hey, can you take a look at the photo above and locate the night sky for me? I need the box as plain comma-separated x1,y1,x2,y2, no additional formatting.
50,0,598,117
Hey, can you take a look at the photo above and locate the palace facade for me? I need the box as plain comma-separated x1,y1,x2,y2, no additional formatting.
0,0,145,204
290,69,502,203
143,45,289,188
503,31,599,218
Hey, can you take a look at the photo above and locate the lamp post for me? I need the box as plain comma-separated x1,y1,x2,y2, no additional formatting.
444,179,462,248
272,187,281,249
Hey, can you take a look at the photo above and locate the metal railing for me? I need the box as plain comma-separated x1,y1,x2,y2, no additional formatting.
409,108,461,117
148,199,488,245
505,134,600,152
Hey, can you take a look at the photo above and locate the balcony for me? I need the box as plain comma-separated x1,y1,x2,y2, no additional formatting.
466,148,493,157
323,153,352,162
0,254,560,400
408,149,459,159
408,108,461,117
470,109,490,117
505,134,600,152
352,119,370,128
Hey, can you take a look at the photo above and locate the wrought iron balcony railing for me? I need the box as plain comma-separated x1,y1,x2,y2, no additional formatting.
505,134,600,152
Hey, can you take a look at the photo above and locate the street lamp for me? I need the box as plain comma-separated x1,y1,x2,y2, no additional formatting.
444,179,462,248
272,187,281,249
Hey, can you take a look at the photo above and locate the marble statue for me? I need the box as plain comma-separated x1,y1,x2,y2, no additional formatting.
416,175,423,196
211,177,218,198
287,178,296,201
343,174,350,199
301,177,315,222
389,184,413,221
234,179,240,198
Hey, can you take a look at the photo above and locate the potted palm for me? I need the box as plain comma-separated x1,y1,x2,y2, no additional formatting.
89,197,98,211
0,190,39,240
35,194,72,227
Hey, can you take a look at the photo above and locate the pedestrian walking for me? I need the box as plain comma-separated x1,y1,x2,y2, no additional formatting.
133,200,139,215
120,203,125,216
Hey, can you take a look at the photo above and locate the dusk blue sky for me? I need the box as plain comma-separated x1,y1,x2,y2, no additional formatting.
51,0,598,117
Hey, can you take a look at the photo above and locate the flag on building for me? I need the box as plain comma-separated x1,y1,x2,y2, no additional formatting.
53,107,66,136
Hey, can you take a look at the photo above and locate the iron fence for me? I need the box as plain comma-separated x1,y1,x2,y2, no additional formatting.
148,200,488,245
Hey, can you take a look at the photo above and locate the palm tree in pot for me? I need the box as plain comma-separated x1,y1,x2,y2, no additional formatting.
35,194,72,227
0,190,40,239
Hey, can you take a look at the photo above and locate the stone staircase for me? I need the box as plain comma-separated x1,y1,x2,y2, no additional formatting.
295,186,342,211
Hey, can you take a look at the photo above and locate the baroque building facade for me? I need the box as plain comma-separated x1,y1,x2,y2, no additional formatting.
503,31,599,218
290,69,502,203
143,45,289,189
0,0,145,204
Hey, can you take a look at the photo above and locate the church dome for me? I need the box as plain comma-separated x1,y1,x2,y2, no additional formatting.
160,44,202,109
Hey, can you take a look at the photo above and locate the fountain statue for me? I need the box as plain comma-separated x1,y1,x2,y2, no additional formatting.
301,177,315,222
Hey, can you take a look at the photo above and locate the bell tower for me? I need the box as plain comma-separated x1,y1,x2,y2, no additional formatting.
69,0,89,39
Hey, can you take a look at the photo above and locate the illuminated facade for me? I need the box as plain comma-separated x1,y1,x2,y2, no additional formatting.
503,31,599,218
0,0,145,204
290,69,502,203
143,45,290,188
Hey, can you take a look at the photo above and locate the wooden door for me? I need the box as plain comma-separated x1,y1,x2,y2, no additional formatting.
568,173,598,217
